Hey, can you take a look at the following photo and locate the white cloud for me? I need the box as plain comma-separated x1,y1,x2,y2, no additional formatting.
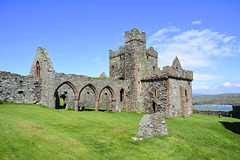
193,84,219,90
194,74,222,80
192,20,202,25
193,85,209,90
147,26,240,69
223,82,231,87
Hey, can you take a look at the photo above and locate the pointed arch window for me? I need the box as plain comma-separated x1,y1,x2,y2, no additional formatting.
36,61,40,77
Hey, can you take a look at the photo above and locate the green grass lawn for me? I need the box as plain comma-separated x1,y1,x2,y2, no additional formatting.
0,103,240,160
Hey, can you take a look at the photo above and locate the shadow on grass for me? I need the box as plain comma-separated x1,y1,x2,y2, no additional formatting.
220,121,240,135
83,108,112,112
56,107,112,112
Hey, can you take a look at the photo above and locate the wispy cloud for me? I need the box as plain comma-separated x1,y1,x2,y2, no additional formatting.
192,20,202,25
194,74,222,80
147,26,240,69
91,57,107,65
192,83,218,90
234,84,240,87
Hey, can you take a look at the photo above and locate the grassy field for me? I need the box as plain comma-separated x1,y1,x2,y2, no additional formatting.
0,103,240,160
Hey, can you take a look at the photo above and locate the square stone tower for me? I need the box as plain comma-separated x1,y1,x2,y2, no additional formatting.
110,28,158,111
110,28,193,116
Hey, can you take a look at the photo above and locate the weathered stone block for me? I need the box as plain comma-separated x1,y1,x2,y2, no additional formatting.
137,113,168,139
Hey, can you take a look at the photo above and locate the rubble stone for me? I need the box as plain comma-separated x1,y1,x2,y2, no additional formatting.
137,113,168,139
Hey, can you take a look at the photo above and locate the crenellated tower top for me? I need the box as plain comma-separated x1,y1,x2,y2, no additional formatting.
125,28,146,43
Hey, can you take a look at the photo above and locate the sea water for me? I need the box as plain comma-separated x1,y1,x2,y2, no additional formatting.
195,105,232,111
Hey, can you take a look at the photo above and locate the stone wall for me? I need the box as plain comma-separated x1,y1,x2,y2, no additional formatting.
146,47,158,71
45,72,130,111
232,106,240,118
0,71,41,104
193,109,232,117
168,78,193,118
141,79,168,115
109,46,125,80
193,106,240,118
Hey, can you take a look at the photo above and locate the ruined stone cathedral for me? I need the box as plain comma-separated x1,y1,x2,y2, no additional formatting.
0,28,193,118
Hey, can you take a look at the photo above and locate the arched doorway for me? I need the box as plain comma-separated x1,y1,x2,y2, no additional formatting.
78,84,98,111
99,89,111,111
35,61,40,77
54,81,78,110
98,86,116,111
59,94,68,109
150,101,157,114
119,88,126,110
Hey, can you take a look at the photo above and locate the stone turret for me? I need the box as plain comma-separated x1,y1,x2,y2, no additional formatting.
124,29,147,111
125,28,146,43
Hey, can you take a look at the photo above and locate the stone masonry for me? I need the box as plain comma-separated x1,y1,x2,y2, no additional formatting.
0,28,193,117
137,113,168,138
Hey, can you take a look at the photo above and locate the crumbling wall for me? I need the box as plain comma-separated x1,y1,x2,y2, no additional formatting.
49,72,130,110
109,46,125,80
0,71,41,104
146,47,158,71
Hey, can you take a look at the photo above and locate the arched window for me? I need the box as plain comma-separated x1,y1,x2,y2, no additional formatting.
35,61,40,77
111,65,114,71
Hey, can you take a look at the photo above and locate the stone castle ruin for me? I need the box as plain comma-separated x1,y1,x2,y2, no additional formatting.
0,28,193,118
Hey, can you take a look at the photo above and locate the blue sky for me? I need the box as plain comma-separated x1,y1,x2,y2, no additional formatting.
0,0,240,94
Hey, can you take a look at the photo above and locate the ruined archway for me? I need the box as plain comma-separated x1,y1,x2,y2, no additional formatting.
54,81,78,110
78,84,98,111
35,61,40,77
98,86,116,111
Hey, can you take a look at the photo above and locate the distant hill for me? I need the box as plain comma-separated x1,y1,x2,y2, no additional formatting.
193,93,240,105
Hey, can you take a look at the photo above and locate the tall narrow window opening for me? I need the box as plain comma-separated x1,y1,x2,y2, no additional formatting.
35,61,40,77
185,89,188,102
120,89,124,102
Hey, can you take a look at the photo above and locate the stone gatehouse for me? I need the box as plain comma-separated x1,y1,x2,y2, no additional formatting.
0,28,193,118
